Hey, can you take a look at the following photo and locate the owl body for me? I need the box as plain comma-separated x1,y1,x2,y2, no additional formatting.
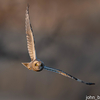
22,59,44,72
31,59,44,72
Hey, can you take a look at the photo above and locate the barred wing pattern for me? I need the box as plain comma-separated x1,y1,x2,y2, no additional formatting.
44,66,95,85
25,5,36,61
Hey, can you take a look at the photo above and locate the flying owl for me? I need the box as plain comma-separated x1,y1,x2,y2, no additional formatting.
22,5,95,85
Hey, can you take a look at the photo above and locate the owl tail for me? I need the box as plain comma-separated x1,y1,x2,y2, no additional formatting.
22,62,31,70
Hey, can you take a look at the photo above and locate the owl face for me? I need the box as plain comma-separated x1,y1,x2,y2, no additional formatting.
31,60,44,72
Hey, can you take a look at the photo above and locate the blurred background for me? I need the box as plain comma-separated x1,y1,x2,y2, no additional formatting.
0,0,99,100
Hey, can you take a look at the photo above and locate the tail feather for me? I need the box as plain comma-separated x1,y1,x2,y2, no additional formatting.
22,62,31,70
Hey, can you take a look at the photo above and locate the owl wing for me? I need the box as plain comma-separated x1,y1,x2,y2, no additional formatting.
25,5,36,61
44,66,95,85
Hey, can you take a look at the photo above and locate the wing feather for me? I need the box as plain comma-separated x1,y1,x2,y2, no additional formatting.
44,66,95,85
25,5,36,60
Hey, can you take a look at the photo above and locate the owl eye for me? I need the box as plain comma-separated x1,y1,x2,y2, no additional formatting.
35,63,38,66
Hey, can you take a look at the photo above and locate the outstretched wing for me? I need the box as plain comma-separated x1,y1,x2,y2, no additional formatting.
25,5,36,61
44,66,95,85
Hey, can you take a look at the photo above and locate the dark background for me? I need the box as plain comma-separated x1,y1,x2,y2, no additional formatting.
0,0,99,100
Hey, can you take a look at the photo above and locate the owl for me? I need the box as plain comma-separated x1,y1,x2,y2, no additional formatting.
22,5,95,85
